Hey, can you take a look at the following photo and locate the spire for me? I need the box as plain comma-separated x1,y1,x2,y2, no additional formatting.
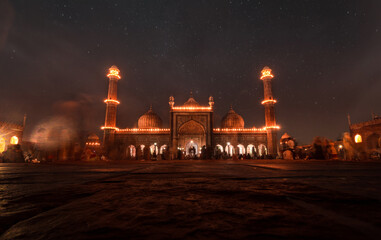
208,96,214,108
169,96,175,107
228,105,236,113
23,114,27,129
347,113,351,126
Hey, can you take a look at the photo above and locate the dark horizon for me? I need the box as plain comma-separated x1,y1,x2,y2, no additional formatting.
0,0,380,144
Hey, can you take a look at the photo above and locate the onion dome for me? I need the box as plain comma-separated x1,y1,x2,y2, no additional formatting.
87,133,100,141
86,133,100,147
138,106,163,129
281,133,292,140
221,106,244,129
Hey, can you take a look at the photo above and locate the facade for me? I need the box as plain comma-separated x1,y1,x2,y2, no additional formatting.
0,116,26,153
349,114,381,158
102,66,280,159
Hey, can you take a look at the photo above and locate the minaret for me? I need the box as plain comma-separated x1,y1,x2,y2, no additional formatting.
103,65,121,149
260,66,278,157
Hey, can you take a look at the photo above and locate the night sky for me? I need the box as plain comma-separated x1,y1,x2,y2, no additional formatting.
0,0,380,144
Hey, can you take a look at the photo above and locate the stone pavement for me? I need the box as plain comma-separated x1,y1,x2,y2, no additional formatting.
1,160,381,239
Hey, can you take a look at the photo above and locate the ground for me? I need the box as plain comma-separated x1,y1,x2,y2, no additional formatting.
1,160,381,240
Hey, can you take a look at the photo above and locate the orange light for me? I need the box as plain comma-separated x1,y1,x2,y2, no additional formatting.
171,106,212,111
10,136,19,145
101,126,119,130
104,99,120,104
265,126,280,130
86,142,100,146
213,128,267,132
117,128,170,132
261,67,274,80
354,134,362,143
261,99,277,105
107,66,121,79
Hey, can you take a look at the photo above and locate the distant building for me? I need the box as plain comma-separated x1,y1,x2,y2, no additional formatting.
349,114,381,157
101,66,280,160
0,116,26,153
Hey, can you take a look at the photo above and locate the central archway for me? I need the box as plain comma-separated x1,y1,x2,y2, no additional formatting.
185,141,199,156
178,120,205,156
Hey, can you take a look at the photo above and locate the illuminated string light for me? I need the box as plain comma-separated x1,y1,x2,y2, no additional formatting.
116,128,171,132
260,67,274,80
171,106,212,111
261,99,277,105
104,99,120,104
101,126,119,130
86,142,101,146
107,67,121,79
264,126,280,130
213,128,267,132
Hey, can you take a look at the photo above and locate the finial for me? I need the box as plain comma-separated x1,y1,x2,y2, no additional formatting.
209,96,214,107
169,96,175,107
190,91,193,98
23,114,27,128
149,104,152,111
230,104,233,110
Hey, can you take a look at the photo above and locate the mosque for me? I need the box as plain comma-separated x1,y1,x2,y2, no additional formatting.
101,66,280,159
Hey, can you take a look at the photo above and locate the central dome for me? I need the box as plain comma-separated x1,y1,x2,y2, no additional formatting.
221,106,244,129
138,106,162,129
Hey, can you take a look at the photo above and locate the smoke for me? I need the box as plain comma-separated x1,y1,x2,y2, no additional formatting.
29,93,98,150
29,116,77,150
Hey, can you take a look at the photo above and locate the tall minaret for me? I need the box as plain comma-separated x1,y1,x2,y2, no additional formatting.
260,66,278,157
103,65,121,149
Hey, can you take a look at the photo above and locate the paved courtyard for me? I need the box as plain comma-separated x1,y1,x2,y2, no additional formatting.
1,160,381,239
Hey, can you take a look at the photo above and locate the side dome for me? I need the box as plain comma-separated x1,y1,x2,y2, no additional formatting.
221,106,244,129
138,106,163,129
87,133,100,141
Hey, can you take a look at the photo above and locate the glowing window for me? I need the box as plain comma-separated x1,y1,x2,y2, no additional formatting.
0,138,5,153
128,145,136,157
237,144,245,154
247,144,256,155
215,144,223,153
354,134,362,143
258,144,268,156
10,136,19,145
160,145,168,154
150,144,158,154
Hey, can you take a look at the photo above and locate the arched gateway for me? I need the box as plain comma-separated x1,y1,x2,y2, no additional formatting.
169,95,213,158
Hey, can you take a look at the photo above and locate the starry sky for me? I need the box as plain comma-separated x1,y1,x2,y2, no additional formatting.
0,0,380,144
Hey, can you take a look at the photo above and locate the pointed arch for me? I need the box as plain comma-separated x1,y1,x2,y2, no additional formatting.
178,120,205,135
